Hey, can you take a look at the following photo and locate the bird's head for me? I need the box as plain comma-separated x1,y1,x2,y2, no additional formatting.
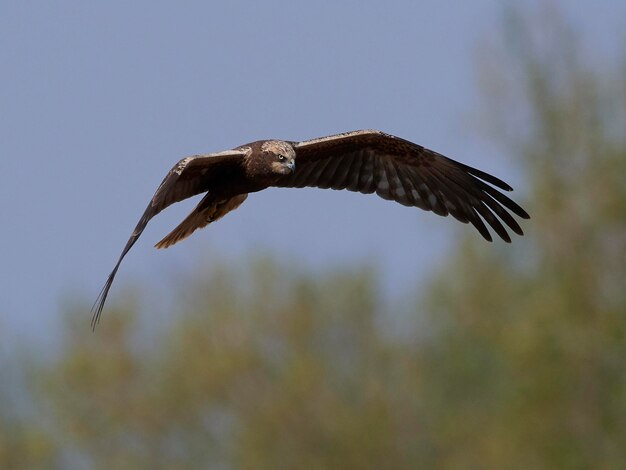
261,140,296,175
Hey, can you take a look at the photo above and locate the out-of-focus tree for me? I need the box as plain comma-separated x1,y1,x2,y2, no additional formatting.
0,419,57,468
0,356,58,468
40,262,429,469
420,5,626,468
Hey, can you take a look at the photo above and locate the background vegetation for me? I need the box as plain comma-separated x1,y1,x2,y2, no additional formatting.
2,6,625,469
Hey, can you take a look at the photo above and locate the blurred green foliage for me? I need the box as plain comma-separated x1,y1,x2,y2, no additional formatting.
3,6,625,469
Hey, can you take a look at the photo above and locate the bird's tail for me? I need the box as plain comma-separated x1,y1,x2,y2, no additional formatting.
155,193,248,249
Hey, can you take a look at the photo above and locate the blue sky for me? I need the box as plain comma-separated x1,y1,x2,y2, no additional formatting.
1,1,623,343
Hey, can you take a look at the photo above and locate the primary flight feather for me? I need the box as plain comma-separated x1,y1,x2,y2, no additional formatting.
92,130,529,328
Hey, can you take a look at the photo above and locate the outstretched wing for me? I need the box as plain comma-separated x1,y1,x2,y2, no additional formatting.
91,149,247,329
275,129,529,241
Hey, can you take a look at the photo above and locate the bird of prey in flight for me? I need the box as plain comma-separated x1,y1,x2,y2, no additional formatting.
92,130,529,328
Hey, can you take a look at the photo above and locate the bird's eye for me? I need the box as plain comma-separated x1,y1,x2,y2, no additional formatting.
277,155,285,161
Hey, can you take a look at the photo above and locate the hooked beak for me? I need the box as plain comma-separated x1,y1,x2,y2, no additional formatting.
286,160,296,173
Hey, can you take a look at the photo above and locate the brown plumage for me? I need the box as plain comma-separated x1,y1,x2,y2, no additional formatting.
92,130,529,328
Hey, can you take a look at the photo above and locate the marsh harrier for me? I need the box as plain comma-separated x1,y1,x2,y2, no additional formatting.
92,130,529,328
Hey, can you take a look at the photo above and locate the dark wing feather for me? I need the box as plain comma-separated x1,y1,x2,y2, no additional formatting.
275,129,529,240
91,150,246,329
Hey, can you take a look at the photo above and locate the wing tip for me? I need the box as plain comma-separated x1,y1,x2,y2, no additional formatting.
90,287,107,331
90,265,120,331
